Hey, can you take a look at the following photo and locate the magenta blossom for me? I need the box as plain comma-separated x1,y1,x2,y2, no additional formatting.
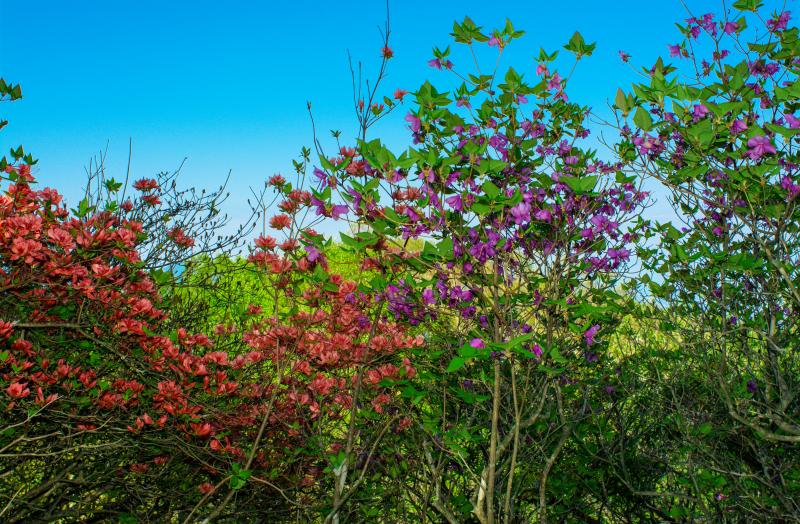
405,113,421,133
510,201,531,225
470,338,485,349
731,119,747,134
546,73,563,92
784,113,800,129
445,194,463,211
693,104,709,119
584,324,600,346
767,11,791,32
780,176,800,197
305,245,323,262
723,21,738,34
668,44,682,58
745,135,776,160
330,204,348,220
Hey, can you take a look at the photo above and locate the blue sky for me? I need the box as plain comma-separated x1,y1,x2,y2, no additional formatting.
0,0,791,226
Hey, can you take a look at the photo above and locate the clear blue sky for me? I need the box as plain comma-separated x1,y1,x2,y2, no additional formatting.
0,0,791,226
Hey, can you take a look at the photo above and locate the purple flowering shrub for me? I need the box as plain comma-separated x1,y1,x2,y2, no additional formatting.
311,17,649,522
613,2,800,519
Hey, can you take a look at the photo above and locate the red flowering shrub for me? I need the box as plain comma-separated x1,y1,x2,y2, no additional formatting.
0,159,418,521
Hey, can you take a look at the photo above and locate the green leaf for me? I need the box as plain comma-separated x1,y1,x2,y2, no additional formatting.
549,347,568,364
614,88,630,114
438,237,454,258
615,171,636,184
471,202,492,215
446,357,467,372
230,463,251,490
687,119,715,148
499,333,534,350
563,31,596,57
104,178,123,192
633,107,653,131
561,175,597,194
732,0,763,11
482,180,500,198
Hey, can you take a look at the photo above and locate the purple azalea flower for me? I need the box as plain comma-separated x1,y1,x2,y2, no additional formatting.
510,201,531,225
584,324,601,346
668,44,682,57
546,73,562,92
633,133,664,155
784,113,800,129
310,196,326,216
422,289,435,305
404,207,421,222
731,119,747,134
313,167,328,186
693,104,709,119
767,11,791,32
700,13,717,35
724,21,738,34
781,175,800,197
532,343,543,357
330,204,348,220
405,113,421,133
305,245,322,262
470,338,485,349
445,194,463,211
746,135,777,160
534,209,552,222
608,248,630,264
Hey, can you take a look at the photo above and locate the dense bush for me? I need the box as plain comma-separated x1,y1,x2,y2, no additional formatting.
0,2,798,522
